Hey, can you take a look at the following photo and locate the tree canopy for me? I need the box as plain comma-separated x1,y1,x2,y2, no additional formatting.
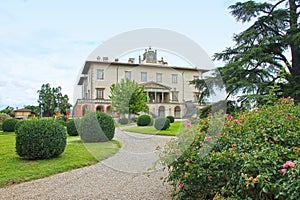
109,79,149,117
37,83,72,117
193,0,300,106
23,105,41,117
0,106,14,117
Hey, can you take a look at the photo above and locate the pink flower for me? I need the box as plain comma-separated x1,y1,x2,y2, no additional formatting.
233,119,240,124
227,115,233,122
185,120,191,128
286,116,291,120
179,183,184,188
281,168,287,173
282,161,296,169
217,132,222,136
286,161,296,168
205,136,212,141
282,163,289,168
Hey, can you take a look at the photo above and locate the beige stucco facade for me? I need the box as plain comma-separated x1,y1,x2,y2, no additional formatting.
74,48,207,118
14,108,35,120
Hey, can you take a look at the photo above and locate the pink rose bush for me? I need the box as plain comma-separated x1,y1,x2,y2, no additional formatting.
160,98,300,200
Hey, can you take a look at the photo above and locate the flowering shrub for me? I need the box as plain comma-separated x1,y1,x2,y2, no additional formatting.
160,98,300,199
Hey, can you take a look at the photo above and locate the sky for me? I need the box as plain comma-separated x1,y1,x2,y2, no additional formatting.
0,0,248,110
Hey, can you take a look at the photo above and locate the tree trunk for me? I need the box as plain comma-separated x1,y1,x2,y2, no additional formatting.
289,0,300,76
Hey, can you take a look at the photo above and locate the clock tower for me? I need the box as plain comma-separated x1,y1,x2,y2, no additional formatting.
143,47,157,64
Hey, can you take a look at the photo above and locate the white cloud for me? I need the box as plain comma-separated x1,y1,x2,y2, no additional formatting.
0,0,247,110
0,33,97,109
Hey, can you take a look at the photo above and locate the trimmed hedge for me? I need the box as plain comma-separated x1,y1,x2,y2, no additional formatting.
154,117,170,130
119,117,129,125
15,119,67,160
66,119,79,136
2,118,19,132
166,116,175,123
79,112,115,142
137,115,152,126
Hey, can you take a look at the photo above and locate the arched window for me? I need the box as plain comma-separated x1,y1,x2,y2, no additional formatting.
96,105,104,112
106,106,112,115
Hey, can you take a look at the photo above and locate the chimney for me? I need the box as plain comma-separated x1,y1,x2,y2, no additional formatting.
128,58,135,64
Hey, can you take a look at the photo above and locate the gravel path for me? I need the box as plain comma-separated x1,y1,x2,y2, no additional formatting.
0,127,173,200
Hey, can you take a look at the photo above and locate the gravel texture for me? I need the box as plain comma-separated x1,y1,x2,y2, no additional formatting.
0,126,173,200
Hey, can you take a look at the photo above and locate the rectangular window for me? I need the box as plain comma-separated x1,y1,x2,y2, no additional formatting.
125,71,131,80
156,73,162,83
141,72,147,82
172,74,178,83
96,88,104,99
97,69,104,80
194,75,199,80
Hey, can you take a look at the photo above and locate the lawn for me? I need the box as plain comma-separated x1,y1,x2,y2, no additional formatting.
123,121,184,136
114,123,135,128
0,132,120,187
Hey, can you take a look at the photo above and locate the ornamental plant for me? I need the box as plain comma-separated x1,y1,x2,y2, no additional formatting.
66,119,79,136
16,119,67,160
167,116,175,123
0,113,11,130
160,98,300,199
136,114,152,126
78,111,115,142
119,117,129,125
154,117,170,130
2,118,19,132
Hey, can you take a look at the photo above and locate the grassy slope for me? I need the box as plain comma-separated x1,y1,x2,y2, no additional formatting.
123,121,184,136
0,132,120,187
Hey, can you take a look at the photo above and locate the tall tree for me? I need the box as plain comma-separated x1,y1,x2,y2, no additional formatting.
109,79,149,118
194,0,300,105
37,83,72,117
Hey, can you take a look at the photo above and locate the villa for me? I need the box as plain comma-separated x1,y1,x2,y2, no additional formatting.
73,47,208,118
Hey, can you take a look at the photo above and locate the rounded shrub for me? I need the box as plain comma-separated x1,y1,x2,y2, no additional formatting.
15,119,67,160
66,119,79,136
2,118,19,132
119,117,129,125
166,116,175,123
79,112,115,142
154,117,170,130
137,114,152,126
0,113,12,130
